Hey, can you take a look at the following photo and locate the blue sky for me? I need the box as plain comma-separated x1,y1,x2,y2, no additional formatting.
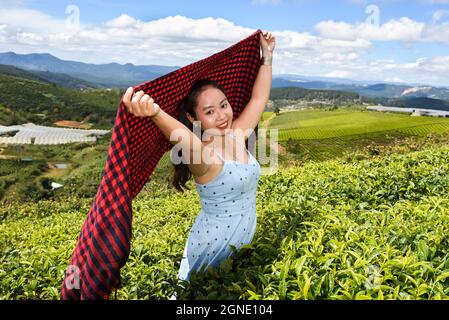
25,0,447,29
1,0,449,86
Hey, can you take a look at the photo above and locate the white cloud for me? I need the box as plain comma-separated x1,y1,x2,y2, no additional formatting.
16,32,43,45
424,22,449,42
104,14,138,28
0,7,370,66
315,18,425,42
0,6,449,86
384,77,406,83
275,30,372,52
417,55,449,72
315,16,449,47
0,8,69,34
274,45,449,87
432,10,449,23
0,24,7,43
0,10,256,65
352,55,449,85
325,70,354,78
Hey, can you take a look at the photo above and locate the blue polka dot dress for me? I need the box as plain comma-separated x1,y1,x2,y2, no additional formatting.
177,138,261,281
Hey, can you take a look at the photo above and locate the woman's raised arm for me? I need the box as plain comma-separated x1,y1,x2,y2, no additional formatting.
122,87,213,177
232,31,275,139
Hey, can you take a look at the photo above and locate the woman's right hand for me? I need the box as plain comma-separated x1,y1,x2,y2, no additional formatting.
122,87,160,117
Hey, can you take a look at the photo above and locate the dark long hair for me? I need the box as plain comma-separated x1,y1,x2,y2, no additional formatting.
172,79,228,192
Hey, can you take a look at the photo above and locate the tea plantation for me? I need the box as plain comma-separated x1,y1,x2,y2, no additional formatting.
1,132,449,299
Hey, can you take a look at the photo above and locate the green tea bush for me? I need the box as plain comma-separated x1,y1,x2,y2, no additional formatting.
1,144,449,300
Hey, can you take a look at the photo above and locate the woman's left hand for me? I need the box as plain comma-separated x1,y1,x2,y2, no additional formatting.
260,31,275,56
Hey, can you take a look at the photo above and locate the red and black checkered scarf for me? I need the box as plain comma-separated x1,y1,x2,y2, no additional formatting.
60,29,263,299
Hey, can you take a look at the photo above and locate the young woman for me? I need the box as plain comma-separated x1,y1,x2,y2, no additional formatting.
122,31,276,282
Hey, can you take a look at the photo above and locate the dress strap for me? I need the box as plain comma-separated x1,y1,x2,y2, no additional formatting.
212,132,251,163
227,131,252,160
226,131,243,146
214,149,225,162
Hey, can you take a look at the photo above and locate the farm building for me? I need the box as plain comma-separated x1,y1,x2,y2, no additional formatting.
367,105,449,117
54,120,90,129
0,123,110,145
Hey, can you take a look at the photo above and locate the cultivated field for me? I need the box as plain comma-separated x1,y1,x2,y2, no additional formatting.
1,108,449,299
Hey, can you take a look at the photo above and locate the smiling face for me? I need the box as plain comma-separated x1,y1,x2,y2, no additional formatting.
187,86,233,136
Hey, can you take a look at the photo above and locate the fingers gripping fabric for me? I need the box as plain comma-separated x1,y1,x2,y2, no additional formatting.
61,29,263,299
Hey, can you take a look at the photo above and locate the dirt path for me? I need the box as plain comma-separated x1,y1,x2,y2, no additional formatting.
263,113,276,130
0,147,16,159
262,113,286,154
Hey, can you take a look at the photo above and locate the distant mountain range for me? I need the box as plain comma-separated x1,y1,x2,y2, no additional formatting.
1,52,448,100
1,51,449,112
0,64,97,90
0,66,121,127
272,74,449,100
391,97,449,111
0,52,180,88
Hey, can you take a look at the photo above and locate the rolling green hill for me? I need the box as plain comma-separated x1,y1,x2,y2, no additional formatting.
1,133,448,299
0,72,121,127
367,96,449,112
391,97,449,111
268,108,449,162
2,79,449,300
270,86,360,101
0,64,98,90
272,109,449,140
0,52,179,88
